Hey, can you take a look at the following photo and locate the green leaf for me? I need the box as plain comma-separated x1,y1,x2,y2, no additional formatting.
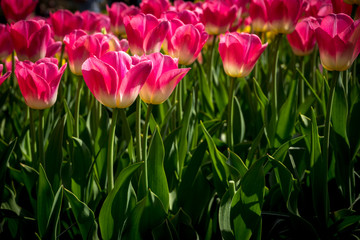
196,60,214,113
219,182,235,240
310,108,329,224
45,116,66,190
253,77,268,122
233,97,245,145
64,188,99,240
37,164,54,238
43,186,63,240
169,208,199,240
231,158,265,240
0,138,16,202
227,150,248,179
122,190,167,239
332,77,349,145
274,80,297,147
99,162,142,240
147,126,169,211
201,121,229,196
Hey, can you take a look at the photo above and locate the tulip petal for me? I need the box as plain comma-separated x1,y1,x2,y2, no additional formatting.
100,51,132,80
144,20,169,54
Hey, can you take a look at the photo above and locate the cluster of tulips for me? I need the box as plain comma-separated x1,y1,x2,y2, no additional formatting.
1,0,360,238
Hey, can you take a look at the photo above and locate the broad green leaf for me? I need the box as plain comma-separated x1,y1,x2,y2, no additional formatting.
310,108,329,224
275,80,297,147
169,208,199,240
219,182,235,240
246,127,264,167
233,97,245,145
64,188,99,240
122,190,167,239
196,60,214,113
45,116,66,191
349,100,360,160
37,164,54,238
147,126,169,211
227,150,248,179
253,77,268,122
332,77,349,145
20,163,38,209
43,186,63,240
231,158,265,240
0,138,16,202
201,121,229,196
99,162,142,240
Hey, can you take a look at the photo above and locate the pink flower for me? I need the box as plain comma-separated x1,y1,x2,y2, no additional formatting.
124,13,169,56
106,2,140,36
267,0,304,34
80,11,110,34
162,10,201,26
49,9,83,41
201,0,237,35
303,0,333,18
64,30,126,75
219,32,268,78
140,52,190,104
0,24,13,60
10,20,52,62
315,13,360,71
287,17,320,56
0,64,11,86
15,58,67,109
140,0,171,18
1,0,38,23
81,51,152,108
174,0,203,12
249,0,269,32
166,20,208,65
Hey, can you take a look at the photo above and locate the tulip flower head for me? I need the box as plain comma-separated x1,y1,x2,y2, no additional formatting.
0,64,11,86
49,9,83,41
140,0,171,18
10,20,52,62
124,13,170,56
106,2,140,36
1,0,38,23
80,11,110,34
315,13,360,71
303,0,333,18
0,24,13,60
15,58,67,109
166,21,208,65
82,51,153,108
287,17,319,56
201,0,238,35
219,32,268,78
249,0,269,32
331,0,353,15
140,52,190,104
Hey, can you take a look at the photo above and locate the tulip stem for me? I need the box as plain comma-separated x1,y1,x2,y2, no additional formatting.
136,97,142,163
38,110,45,168
74,77,83,138
299,57,305,104
29,108,36,165
323,71,338,163
143,104,153,192
11,50,15,88
208,36,217,96
227,77,235,150
107,108,118,192
271,34,281,122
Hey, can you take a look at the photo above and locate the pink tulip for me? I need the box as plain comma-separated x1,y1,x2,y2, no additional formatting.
124,13,169,56
82,51,152,108
201,0,237,35
15,58,66,109
106,2,140,36
219,32,268,78
1,0,38,23
140,0,171,18
0,24,13,60
0,64,11,86
140,52,190,104
287,17,320,56
315,13,360,71
331,0,353,15
174,0,203,12
267,0,304,34
249,0,269,32
162,10,201,26
303,0,333,18
166,20,208,65
10,20,52,62
64,30,126,75
49,10,83,41
80,11,110,34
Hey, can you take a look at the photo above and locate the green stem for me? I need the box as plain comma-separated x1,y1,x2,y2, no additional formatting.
323,71,339,164
271,34,282,122
209,36,217,93
38,110,45,168
227,77,235,150
11,50,15,88
299,57,305,104
107,108,119,192
142,104,153,192
136,97,142,162
74,77,83,138
29,107,36,164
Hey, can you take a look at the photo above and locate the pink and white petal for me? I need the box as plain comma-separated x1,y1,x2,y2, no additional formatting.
100,51,132,80
144,20,170,54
